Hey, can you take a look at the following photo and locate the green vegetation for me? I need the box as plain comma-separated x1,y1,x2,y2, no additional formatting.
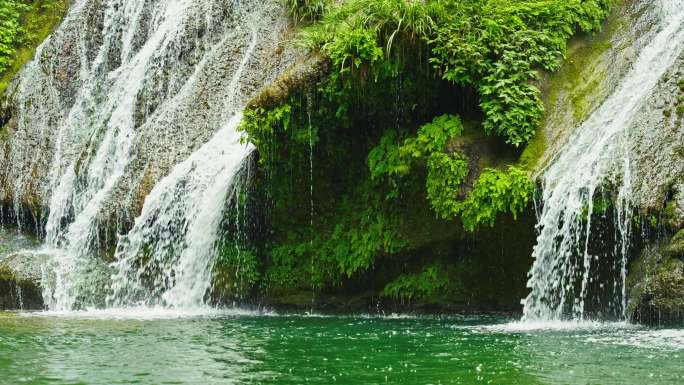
234,0,613,303
457,167,534,231
382,263,458,302
0,0,67,94
286,0,330,24
0,0,28,74
296,0,612,146
369,114,469,215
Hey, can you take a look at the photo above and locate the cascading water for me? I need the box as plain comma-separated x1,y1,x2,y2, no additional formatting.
1,0,295,310
107,114,253,308
523,0,684,321
107,21,259,309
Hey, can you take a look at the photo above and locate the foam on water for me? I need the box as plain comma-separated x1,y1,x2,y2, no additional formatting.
18,306,271,321
586,329,684,350
488,320,635,333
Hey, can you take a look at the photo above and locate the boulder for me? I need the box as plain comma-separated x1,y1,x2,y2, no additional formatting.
0,252,47,310
627,242,684,325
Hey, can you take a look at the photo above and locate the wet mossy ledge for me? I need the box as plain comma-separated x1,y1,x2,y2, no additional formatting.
210,0,616,312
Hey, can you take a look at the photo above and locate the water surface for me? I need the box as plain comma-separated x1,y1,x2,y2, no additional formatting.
0,311,682,384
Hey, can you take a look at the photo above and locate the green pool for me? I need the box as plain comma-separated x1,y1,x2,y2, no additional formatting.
0,310,682,384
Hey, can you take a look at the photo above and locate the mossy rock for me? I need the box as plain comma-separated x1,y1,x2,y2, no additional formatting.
667,229,684,257
247,53,330,110
627,242,684,325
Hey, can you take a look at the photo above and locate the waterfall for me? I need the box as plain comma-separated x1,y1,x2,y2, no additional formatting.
1,0,294,310
107,20,259,309
107,114,253,308
523,0,684,321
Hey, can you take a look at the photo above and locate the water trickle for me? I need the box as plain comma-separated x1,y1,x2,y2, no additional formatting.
523,0,684,321
307,106,316,312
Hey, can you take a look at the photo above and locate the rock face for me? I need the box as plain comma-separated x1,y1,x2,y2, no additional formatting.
627,241,684,325
0,0,307,310
534,0,659,175
0,228,43,309
540,0,684,215
629,55,684,212
534,0,658,174
620,22,684,325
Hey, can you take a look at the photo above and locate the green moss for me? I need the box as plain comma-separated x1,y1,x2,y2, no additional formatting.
678,78,684,92
626,236,684,325
628,254,684,325
664,109,672,118
676,104,684,118
0,0,68,95
517,125,546,172
542,32,613,122
526,1,625,172
0,265,15,282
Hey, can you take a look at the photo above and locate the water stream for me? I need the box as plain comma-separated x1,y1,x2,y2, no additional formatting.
523,0,684,321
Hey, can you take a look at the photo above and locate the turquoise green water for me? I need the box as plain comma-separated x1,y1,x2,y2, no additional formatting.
0,311,682,385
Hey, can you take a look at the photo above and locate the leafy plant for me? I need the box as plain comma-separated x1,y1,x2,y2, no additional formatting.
425,152,469,219
0,0,29,74
0,0,68,93
212,244,261,299
286,0,330,23
383,264,459,302
237,0,609,296
298,0,612,146
456,166,534,231
369,114,471,213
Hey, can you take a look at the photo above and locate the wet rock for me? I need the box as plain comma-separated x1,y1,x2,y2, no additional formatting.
0,252,47,310
533,0,657,175
627,242,684,325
